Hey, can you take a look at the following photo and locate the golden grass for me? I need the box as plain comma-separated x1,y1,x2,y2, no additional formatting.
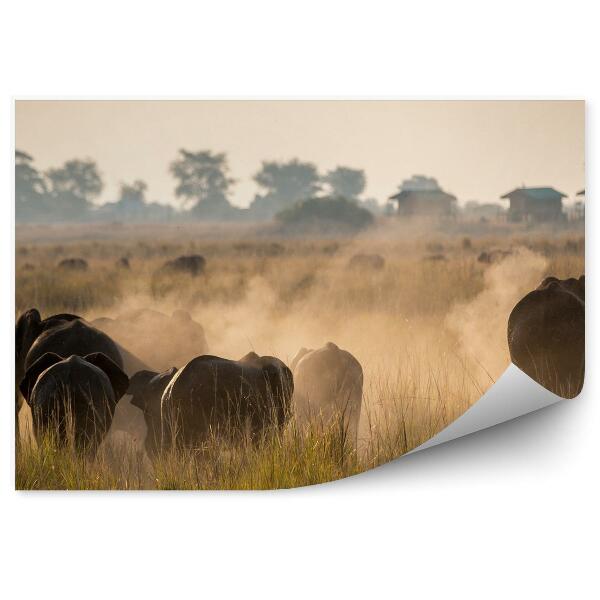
15,223,584,490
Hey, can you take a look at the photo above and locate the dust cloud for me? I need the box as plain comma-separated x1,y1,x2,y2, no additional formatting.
445,247,548,383
78,233,495,451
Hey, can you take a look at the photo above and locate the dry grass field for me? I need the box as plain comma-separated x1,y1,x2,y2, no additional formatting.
14,221,585,489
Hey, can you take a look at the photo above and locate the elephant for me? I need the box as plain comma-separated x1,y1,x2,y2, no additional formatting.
161,254,206,276
16,310,123,388
57,258,88,271
19,352,129,453
290,342,363,448
128,352,293,456
91,308,208,371
15,309,149,435
507,275,585,398
115,256,130,270
347,253,385,270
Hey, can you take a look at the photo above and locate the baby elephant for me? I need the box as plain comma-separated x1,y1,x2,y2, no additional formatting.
291,342,363,448
128,352,293,456
19,352,129,453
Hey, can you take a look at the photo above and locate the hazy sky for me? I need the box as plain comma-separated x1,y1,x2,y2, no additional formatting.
15,100,584,208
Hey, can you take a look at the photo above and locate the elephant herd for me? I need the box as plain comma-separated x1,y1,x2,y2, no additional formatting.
54,253,207,276
15,308,364,456
14,273,585,457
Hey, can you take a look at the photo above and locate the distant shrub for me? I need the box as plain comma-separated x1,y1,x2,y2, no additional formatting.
275,196,374,234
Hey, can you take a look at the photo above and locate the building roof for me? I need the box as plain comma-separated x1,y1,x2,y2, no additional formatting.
500,187,567,201
389,189,456,202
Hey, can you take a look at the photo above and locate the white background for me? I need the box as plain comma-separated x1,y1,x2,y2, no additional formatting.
0,2,598,598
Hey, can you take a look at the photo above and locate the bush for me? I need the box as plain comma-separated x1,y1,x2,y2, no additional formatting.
275,196,374,234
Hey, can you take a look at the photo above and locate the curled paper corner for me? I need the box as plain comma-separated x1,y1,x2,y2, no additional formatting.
408,363,565,455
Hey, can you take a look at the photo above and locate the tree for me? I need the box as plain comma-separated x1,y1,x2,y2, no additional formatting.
249,159,321,219
95,179,176,223
118,180,147,208
102,180,148,221
276,195,374,234
15,150,47,222
45,158,103,220
169,149,236,219
322,166,366,201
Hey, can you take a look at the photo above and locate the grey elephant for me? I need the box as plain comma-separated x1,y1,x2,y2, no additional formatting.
290,342,363,448
15,309,149,434
128,352,293,456
19,352,129,453
508,275,584,398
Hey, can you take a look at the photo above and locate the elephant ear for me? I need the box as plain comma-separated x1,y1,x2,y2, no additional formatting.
19,352,63,403
84,353,129,401
15,308,42,362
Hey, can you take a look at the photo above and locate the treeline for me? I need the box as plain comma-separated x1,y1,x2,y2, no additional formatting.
15,149,382,226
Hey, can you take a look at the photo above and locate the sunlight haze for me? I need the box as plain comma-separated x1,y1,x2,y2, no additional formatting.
15,100,584,208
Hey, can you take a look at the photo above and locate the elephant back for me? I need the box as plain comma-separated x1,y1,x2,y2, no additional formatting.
26,319,123,373
508,278,584,397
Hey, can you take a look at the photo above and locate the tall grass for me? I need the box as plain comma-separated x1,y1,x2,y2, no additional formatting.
14,351,485,490
15,390,447,490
